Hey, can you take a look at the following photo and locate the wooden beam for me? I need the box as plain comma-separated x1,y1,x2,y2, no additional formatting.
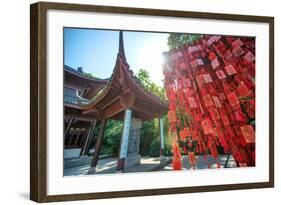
133,97,164,117
100,95,120,110
101,99,124,119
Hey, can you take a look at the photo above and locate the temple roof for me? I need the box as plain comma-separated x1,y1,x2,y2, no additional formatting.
64,65,109,83
64,65,109,99
78,31,168,121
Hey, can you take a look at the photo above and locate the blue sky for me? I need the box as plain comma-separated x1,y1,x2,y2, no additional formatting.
64,28,169,86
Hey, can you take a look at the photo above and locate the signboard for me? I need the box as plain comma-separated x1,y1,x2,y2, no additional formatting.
119,109,132,158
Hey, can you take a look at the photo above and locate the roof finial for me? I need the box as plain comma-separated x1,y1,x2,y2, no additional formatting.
118,31,126,57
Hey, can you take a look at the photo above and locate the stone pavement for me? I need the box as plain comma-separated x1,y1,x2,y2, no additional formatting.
64,154,237,176
64,156,172,176
161,154,237,171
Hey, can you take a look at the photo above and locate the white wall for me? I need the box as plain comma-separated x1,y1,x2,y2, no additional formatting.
0,0,279,204
64,148,82,159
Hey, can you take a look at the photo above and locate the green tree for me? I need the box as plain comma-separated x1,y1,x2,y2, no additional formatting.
136,69,167,101
100,120,122,156
136,69,171,157
167,33,202,50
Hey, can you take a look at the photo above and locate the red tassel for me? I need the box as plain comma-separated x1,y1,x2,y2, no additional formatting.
217,162,221,168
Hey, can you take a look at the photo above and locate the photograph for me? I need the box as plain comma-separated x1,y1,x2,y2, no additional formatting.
63,28,256,176
29,2,274,202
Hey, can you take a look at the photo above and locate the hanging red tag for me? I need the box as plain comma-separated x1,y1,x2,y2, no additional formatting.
234,110,248,122
217,162,221,168
225,64,237,75
169,101,176,110
169,89,176,100
179,63,186,70
237,81,250,97
184,127,190,136
211,58,220,69
212,96,222,108
188,152,196,165
201,119,213,134
183,145,187,154
188,96,197,108
172,143,182,170
232,46,245,57
239,162,248,167
220,110,230,125
224,50,233,60
216,69,226,79
180,130,187,141
192,133,199,141
232,38,244,48
196,75,205,88
185,78,192,87
196,145,200,153
208,52,217,61
203,94,214,107
168,110,177,123
188,141,193,149
172,157,182,170
209,107,220,120
227,92,240,107
243,51,255,63
219,92,226,101
197,58,204,66
203,73,213,83
241,125,255,143
190,59,198,69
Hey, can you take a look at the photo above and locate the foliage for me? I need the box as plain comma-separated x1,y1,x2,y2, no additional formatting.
136,69,167,101
136,69,171,156
100,120,123,156
167,33,202,50
139,119,159,156
82,72,98,79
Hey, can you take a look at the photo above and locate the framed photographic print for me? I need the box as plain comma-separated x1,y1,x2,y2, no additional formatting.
30,1,274,202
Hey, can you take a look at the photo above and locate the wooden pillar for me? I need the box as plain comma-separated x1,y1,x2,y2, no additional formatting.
67,134,74,146
117,109,132,172
88,119,107,174
64,115,74,138
159,118,165,157
74,134,80,147
80,120,97,156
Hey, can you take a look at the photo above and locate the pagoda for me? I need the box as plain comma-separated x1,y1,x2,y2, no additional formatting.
77,31,168,173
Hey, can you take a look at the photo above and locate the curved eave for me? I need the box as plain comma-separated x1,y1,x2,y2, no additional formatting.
78,54,168,112
76,54,124,110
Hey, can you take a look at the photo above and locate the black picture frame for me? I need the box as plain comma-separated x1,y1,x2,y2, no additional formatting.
30,1,274,202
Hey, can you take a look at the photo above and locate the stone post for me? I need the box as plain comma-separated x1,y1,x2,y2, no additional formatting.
117,109,132,171
159,118,165,162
